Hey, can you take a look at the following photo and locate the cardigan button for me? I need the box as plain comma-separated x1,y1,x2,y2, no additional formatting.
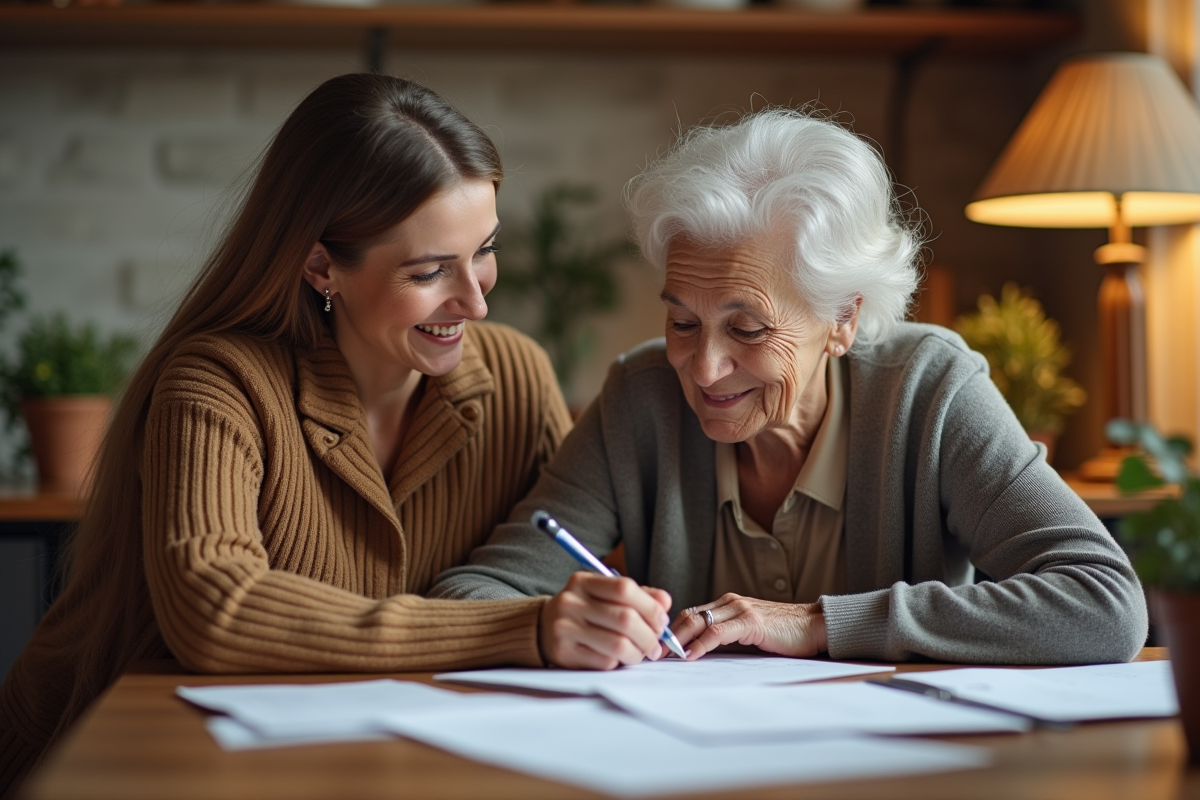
461,405,479,421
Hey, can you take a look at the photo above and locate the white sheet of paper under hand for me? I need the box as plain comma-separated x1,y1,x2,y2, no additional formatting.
382,695,989,798
435,653,894,695
894,661,1178,723
598,681,1031,743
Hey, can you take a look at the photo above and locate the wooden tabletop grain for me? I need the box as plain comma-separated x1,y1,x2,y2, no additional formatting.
20,648,1199,800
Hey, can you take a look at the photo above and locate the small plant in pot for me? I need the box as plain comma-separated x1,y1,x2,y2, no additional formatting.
0,250,138,495
956,283,1086,462
1107,418,1200,764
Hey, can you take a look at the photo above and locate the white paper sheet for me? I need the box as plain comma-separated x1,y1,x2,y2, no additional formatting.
898,661,1178,722
599,681,1031,742
435,653,893,695
178,679,470,741
383,695,988,797
204,716,393,751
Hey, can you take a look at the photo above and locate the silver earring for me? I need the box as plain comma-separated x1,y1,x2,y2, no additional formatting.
324,289,332,313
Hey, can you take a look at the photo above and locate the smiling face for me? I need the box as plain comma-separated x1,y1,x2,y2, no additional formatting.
662,233,843,444
317,179,500,385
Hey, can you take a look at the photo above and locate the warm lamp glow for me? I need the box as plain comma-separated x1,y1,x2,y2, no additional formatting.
966,191,1200,229
969,53,1200,229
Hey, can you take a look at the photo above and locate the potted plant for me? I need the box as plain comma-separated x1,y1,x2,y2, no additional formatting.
955,282,1086,462
1107,418,1199,764
489,183,632,397
0,250,138,496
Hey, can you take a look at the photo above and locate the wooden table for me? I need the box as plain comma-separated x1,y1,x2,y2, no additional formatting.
19,649,1199,800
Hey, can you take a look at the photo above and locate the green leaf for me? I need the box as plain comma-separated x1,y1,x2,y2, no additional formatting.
1115,455,1165,493
955,283,1084,435
1166,436,1194,458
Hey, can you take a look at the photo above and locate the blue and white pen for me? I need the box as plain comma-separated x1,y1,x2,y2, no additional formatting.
531,510,687,660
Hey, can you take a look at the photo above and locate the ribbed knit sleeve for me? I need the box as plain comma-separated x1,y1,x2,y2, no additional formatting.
141,396,544,673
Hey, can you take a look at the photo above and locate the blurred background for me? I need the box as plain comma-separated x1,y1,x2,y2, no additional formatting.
3,0,1179,476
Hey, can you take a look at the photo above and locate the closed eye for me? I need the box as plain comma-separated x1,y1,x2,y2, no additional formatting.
732,327,767,340
410,267,446,284
477,242,501,257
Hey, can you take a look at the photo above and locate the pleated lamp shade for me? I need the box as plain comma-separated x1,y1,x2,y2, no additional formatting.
966,52,1200,229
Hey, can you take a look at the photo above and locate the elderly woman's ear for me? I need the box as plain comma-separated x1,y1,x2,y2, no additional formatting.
826,296,862,357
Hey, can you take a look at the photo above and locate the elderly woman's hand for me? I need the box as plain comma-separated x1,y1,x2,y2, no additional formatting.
538,572,674,670
672,594,828,661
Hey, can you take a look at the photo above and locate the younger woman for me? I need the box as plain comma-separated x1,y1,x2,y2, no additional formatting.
0,74,571,797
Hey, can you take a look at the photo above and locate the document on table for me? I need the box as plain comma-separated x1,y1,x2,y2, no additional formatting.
435,653,893,694
599,681,1031,742
383,694,988,798
178,679,476,750
893,661,1178,723
202,717,393,751
180,679,988,795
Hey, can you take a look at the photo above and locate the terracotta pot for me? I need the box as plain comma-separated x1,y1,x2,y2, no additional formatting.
21,395,112,497
1153,590,1200,764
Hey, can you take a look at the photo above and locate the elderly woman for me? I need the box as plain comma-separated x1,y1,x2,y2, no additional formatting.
430,108,1148,669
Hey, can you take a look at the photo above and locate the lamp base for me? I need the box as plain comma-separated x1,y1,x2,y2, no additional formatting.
1076,446,1135,482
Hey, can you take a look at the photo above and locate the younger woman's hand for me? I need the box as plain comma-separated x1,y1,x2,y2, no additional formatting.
538,572,673,670
672,594,828,661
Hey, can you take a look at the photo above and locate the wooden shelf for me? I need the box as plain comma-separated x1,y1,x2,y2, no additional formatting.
0,5,1080,56
0,485,83,522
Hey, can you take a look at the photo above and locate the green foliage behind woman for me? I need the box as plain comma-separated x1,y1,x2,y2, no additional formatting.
956,282,1085,436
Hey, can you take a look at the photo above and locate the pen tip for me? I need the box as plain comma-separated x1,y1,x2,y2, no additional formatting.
663,632,687,660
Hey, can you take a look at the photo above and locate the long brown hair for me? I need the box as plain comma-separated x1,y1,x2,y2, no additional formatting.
49,74,503,737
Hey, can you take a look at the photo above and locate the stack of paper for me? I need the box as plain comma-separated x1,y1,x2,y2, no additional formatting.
176,659,1177,797
179,678,989,796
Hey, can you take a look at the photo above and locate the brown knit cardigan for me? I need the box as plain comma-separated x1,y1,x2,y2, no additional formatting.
0,321,570,797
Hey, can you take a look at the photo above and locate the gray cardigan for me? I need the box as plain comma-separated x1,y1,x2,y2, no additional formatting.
430,323,1148,664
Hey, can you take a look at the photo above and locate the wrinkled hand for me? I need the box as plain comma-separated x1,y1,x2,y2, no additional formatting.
673,594,828,661
539,572,674,670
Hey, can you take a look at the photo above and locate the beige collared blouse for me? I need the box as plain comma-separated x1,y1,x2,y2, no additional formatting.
710,356,848,605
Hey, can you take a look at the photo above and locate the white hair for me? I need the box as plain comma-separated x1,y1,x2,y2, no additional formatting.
625,108,922,345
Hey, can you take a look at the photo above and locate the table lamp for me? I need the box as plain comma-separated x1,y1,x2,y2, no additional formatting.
965,52,1200,480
